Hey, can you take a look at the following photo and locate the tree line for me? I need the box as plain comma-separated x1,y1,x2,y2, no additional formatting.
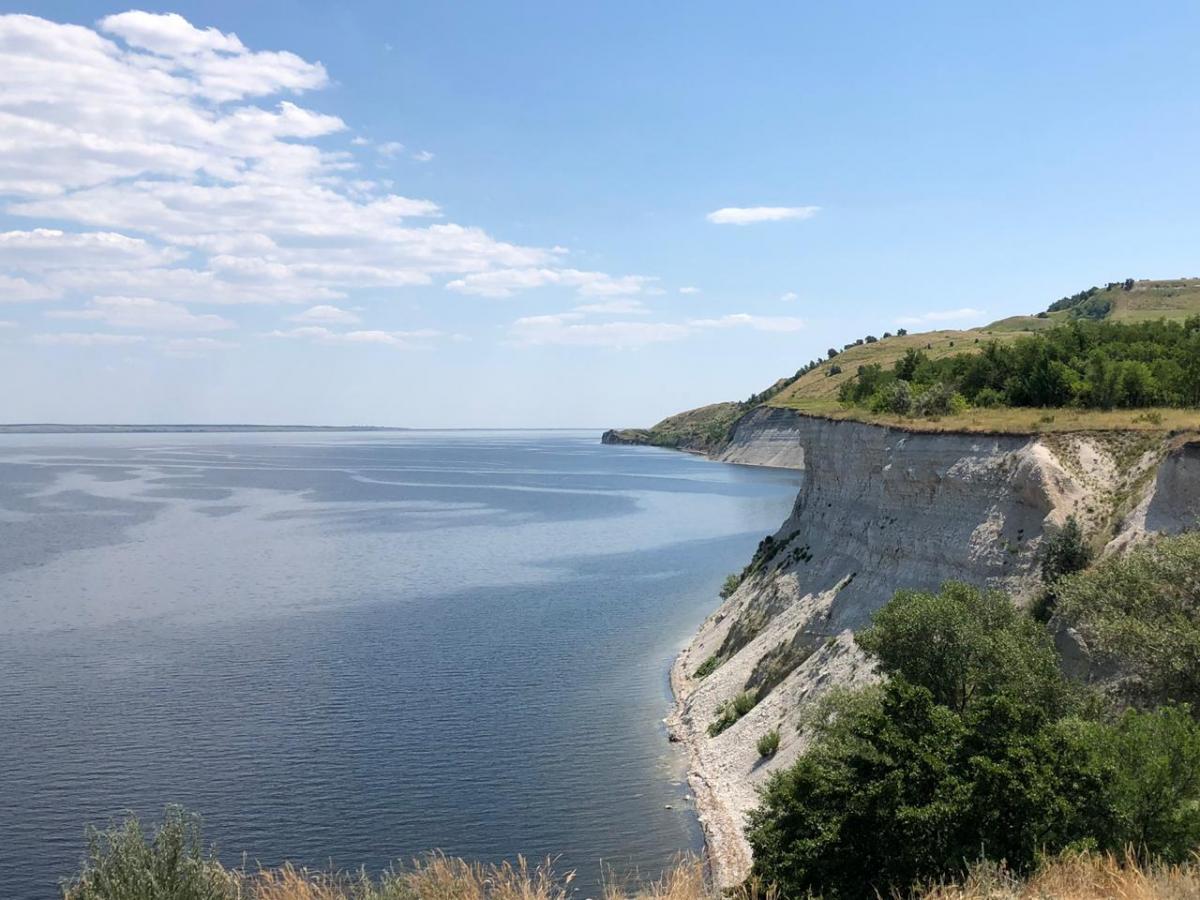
839,317,1200,416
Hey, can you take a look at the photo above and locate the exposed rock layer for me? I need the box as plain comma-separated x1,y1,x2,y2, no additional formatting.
657,406,1200,887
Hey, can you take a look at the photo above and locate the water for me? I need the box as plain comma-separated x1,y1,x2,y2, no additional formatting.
0,431,799,899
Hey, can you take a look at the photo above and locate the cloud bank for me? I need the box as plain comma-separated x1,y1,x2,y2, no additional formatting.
0,10,650,343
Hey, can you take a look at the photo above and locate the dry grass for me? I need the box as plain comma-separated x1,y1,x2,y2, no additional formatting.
766,397,1200,436
762,278,1200,436
919,852,1200,900
205,852,1200,900
246,854,574,900
772,330,1019,406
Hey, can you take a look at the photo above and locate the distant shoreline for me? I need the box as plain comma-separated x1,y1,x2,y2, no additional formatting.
0,424,602,434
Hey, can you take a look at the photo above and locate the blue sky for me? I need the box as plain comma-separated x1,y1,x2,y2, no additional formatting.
1,2,1198,426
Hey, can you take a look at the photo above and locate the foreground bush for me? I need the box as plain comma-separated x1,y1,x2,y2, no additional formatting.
62,806,236,900
747,582,1200,899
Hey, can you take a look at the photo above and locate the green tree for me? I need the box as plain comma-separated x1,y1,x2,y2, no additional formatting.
857,582,1066,714
747,579,1200,898
1040,515,1093,582
1054,532,1200,709
1101,706,1200,860
894,347,928,382
747,680,1108,899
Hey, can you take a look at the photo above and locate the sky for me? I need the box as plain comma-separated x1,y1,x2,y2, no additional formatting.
0,2,1198,427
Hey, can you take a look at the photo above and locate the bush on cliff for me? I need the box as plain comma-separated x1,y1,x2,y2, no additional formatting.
1053,531,1200,710
708,691,757,736
746,582,1200,899
719,573,741,599
756,728,781,757
1032,515,1094,622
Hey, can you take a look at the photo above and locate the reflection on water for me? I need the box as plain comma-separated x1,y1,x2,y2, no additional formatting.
0,431,799,899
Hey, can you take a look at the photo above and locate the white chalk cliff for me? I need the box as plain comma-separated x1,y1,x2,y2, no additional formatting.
662,407,1200,886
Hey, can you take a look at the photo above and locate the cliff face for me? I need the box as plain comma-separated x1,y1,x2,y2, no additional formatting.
662,406,1200,886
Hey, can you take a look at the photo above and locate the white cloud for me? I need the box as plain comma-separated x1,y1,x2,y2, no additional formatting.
98,11,329,102
706,206,820,225
678,286,700,295
99,11,247,56
510,308,805,347
288,304,361,324
0,273,59,302
572,298,648,315
448,267,654,299
0,319,15,328
268,325,440,348
0,229,183,270
30,331,145,346
163,336,238,357
47,296,234,331
376,141,405,158
411,150,434,163
780,291,798,302
0,11,646,324
895,307,986,326
510,315,690,348
689,313,806,332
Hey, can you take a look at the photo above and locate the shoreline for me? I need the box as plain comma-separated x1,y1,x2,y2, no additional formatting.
665,646,753,889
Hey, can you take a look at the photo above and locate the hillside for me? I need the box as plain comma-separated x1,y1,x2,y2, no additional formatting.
609,278,1200,443
602,401,745,452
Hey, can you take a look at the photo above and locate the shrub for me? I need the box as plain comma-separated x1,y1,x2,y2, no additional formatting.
757,728,781,757
718,573,741,599
747,582,1200,899
1034,516,1093,621
857,582,1067,714
913,382,957,417
1101,705,1200,860
693,654,721,679
747,680,1110,899
62,806,236,900
1054,532,1200,709
870,380,912,416
708,691,757,736
973,387,1005,408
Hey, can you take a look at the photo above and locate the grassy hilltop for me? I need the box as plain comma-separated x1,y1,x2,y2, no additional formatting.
619,278,1200,444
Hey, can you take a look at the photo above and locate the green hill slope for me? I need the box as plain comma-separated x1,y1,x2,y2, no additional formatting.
610,279,1200,442
767,278,1200,433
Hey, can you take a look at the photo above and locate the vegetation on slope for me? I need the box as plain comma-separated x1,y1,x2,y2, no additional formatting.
746,532,1200,899
1053,531,1200,710
607,279,1200,441
835,317,1200,420
765,278,1200,433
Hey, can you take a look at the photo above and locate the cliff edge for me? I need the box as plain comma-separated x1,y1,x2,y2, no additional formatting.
647,407,1200,886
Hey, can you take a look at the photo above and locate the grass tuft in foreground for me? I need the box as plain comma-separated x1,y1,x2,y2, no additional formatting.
59,807,1200,900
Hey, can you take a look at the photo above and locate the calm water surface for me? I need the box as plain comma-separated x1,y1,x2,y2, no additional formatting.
0,431,799,899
